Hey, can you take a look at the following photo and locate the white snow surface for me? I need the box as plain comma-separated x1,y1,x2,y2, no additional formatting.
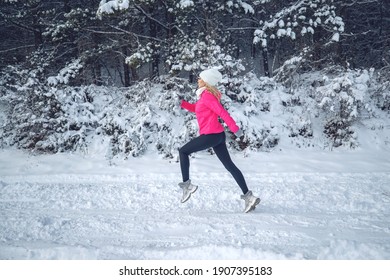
1,147,389,260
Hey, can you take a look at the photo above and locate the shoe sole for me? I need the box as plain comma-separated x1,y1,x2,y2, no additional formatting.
245,198,261,213
181,186,198,203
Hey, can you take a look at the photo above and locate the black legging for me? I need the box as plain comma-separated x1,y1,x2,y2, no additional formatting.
179,132,249,194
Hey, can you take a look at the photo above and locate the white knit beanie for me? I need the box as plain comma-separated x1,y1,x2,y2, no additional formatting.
199,68,222,86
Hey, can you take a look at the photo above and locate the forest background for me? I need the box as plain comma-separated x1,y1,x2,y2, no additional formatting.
0,0,389,159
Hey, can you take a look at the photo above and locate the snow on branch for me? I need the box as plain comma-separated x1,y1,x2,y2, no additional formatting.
178,0,195,9
253,0,345,47
97,0,130,18
47,59,83,86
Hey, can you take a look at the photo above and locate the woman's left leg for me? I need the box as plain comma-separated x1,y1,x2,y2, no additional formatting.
179,133,224,182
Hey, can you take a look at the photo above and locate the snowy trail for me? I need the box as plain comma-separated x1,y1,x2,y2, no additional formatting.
1,164,389,260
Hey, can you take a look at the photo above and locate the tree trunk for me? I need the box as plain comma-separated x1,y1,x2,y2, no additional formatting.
122,47,130,87
64,0,71,13
262,47,270,77
149,7,159,78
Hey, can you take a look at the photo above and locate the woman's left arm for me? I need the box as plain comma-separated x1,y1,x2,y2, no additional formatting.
203,93,239,133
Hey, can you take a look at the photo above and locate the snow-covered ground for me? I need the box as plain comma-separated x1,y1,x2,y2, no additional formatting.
0,147,389,260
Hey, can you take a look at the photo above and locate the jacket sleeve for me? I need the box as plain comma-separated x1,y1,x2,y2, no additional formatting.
181,100,196,113
203,93,239,133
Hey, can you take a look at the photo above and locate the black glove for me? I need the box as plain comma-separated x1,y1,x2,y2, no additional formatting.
235,129,244,141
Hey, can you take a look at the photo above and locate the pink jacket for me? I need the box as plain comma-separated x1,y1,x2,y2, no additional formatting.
181,89,239,135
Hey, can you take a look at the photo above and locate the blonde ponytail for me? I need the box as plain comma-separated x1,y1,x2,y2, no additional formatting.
204,83,222,101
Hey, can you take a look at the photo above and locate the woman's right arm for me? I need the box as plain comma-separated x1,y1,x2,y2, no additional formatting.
181,100,196,112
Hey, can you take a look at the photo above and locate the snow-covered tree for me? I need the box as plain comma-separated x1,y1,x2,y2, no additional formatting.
335,0,390,69
0,66,64,152
253,0,344,77
97,0,254,80
1,0,389,157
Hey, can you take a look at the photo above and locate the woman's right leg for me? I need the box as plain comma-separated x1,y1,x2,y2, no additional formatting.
179,133,223,182
212,139,249,195
213,139,260,212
